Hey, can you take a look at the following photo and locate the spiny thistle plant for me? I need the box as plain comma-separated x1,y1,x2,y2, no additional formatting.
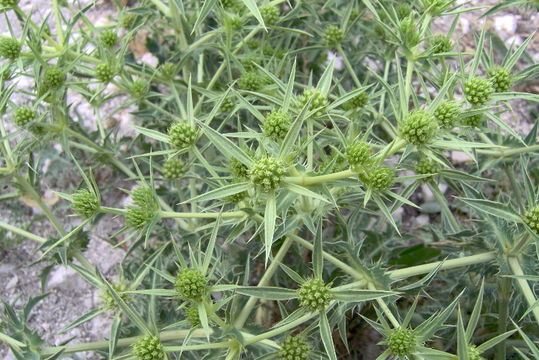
0,1,539,360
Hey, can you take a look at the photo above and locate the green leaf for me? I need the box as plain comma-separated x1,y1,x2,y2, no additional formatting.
197,121,253,166
476,330,517,353
133,125,170,143
60,308,105,333
317,58,335,96
239,0,265,28
457,198,522,222
457,309,469,360
331,289,395,302
466,281,484,342
235,286,297,300
313,222,323,279
284,183,329,203
319,311,337,360
264,195,277,265
182,182,250,204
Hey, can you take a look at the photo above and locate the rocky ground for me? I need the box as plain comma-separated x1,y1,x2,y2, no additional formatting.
0,0,538,359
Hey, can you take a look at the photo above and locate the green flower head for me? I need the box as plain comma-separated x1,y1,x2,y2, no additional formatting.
400,110,438,145
467,345,484,360
261,5,280,26
297,88,328,117
175,268,208,302
263,109,291,141
461,113,484,128
431,35,452,54
399,16,420,48
132,335,164,360
95,62,115,83
230,158,249,180
162,158,185,180
297,278,333,312
278,335,310,360
0,36,21,60
220,97,235,113
126,186,159,229
324,25,344,47
464,77,493,106
414,159,440,180
363,165,395,191
100,29,118,48
71,189,100,219
0,0,20,8
168,122,198,149
488,67,512,93
185,305,201,328
43,66,66,89
343,91,369,111
387,328,416,357
249,156,286,192
523,206,539,235
101,282,129,310
238,71,263,91
347,141,371,169
130,79,149,99
13,107,36,127
120,13,137,29
159,62,177,78
434,100,461,129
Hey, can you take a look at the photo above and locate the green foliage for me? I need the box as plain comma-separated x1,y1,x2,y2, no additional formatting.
1,1,539,359
132,335,165,360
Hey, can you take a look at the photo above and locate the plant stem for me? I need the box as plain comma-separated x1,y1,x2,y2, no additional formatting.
369,282,400,328
0,221,46,244
496,277,510,360
160,211,246,219
507,256,539,324
404,59,415,113
234,237,294,328
285,169,355,186
388,252,496,280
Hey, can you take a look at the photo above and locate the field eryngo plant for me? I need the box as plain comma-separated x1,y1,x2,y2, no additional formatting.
1,0,539,359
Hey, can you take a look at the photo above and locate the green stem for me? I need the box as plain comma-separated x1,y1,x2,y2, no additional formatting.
284,169,355,186
307,120,314,170
160,211,246,219
507,256,539,324
404,59,415,113
149,0,170,16
477,144,539,158
234,237,295,328
388,252,496,280
368,282,400,328
0,221,47,244
496,277,510,360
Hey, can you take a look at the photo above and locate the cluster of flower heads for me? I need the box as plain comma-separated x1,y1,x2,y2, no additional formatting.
249,156,287,192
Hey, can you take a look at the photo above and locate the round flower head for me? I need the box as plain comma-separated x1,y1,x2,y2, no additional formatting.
126,207,153,229
488,67,512,93
467,345,484,360
263,109,291,141
132,335,164,360
13,107,36,127
238,71,262,91
347,141,371,169
464,77,493,106
220,97,235,112
400,110,437,145
230,158,249,180
168,122,198,149
261,5,280,26
343,91,369,111
185,305,201,327
431,35,452,54
461,113,484,128
101,282,129,310
249,156,286,192
130,79,149,99
126,186,158,229
95,62,115,83
324,25,344,47
396,4,411,19
278,335,310,360
434,100,461,129
100,29,118,48
175,268,208,302
363,165,395,191
71,189,99,219
220,0,243,12
422,0,448,15
159,62,177,78
414,159,439,180
298,278,333,311
230,16,243,31
43,66,66,89
120,13,137,29
523,206,539,235
399,16,420,48
0,0,20,8
0,37,21,60
387,328,416,357
298,88,328,117
162,158,185,180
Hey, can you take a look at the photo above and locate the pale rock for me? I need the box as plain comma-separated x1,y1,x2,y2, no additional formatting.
415,214,430,227
393,207,404,223
327,51,344,71
6,275,18,290
451,151,471,163
494,15,517,34
47,266,84,290
140,52,159,67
